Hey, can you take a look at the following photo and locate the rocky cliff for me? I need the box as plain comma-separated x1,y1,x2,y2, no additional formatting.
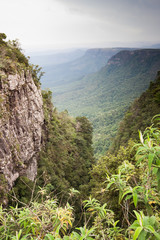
0,34,95,206
0,69,44,191
107,49,160,69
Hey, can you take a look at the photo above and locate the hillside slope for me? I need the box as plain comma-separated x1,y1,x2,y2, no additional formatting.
110,71,160,153
51,49,160,157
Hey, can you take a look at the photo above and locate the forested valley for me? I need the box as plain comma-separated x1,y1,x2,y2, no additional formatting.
1,34,160,239
35,48,160,158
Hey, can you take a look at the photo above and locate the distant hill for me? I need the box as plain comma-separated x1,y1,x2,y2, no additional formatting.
150,44,160,48
29,49,86,66
41,48,127,88
49,49,160,157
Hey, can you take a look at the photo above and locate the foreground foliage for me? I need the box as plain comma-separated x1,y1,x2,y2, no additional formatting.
1,33,160,239
2,116,160,239
0,192,122,239
90,115,160,239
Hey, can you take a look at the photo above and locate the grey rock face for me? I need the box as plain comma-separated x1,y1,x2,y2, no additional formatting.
0,70,44,188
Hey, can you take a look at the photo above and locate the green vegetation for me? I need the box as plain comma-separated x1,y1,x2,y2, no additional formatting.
48,49,160,158
0,33,43,88
1,34,160,239
0,174,8,205
111,71,160,153
38,90,94,198
0,33,29,74
2,116,160,239
40,48,123,88
10,89,94,212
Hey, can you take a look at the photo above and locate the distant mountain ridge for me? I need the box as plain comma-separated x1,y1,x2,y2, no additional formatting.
105,49,160,70
30,49,86,66
41,48,128,88
150,44,160,48
50,49,160,157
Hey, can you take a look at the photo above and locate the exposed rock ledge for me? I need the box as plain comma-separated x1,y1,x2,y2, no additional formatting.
0,70,44,189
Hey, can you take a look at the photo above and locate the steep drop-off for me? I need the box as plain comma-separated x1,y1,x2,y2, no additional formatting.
36,91,94,199
0,34,94,205
0,70,44,187
0,35,44,204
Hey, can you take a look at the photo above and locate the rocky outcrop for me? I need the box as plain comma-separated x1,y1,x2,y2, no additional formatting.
107,49,160,68
0,70,44,189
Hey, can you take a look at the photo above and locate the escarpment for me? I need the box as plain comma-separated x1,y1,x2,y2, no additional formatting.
0,69,44,191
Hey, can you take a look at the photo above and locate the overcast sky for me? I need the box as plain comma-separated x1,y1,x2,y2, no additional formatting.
1,0,160,52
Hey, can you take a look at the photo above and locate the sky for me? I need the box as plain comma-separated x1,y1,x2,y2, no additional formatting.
1,0,160,52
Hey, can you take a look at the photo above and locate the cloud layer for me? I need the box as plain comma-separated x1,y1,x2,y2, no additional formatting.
1,0,160,51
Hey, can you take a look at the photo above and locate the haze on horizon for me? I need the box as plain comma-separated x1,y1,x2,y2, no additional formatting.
1,0,160,53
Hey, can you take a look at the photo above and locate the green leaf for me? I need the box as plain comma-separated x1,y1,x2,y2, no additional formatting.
106,182,114,189
153,232,160,240
136,155,146,165
148,153,155,171
136,147,145,155
63,237,70,240
138,230,147,240
151,114,160,123
133,192,138,208
130,220,140,230
145,225,155,233
142,216,150,226
125,194,133,200
44,234,55,240
149,216,156,226
133,227,143,240
122,189,132,201
156,168,160,191
86,227,95,236
72,231,81,238
133,211,141,224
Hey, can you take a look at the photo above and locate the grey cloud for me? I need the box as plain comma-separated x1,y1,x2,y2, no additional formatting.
55,0,160,41
1,0,160,51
